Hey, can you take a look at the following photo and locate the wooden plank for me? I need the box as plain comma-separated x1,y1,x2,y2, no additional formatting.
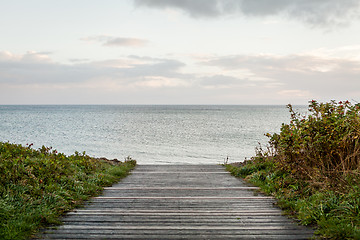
66,212,284,216
42,229,314,236
61,218,302,224
130,171,230,173
43,228,314,235
94,196,274,199
71,209,282,213
58,225,312,231
61,221,304,226
104,187,260,190
41,234,312,240
61,218,298,224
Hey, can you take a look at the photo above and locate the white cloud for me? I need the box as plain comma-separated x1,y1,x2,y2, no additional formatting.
133,76,190,88
306,45,360,60
134,0,360,27
0,51,52,63
277,89,311,98
81,35,149,47
200,74,246,88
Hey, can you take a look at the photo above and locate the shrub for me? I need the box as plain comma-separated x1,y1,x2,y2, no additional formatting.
227,100,360,239
268,100,360,190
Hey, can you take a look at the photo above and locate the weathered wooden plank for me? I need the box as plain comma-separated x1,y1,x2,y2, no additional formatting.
128,171,230,173
60,215,294,220
43,229,314,236
101,190,263,198
62,218,300,224
61,219,299,225
104,187,260,190
42,229,314,237
58,225,312,230
61,220,304,228
66,212,284,216
41,234,312,240
88,198,276,202
94,196,274,199
70,209,282,213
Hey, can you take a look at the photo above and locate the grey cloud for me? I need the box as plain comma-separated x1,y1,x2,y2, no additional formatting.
0,61,99,85
134,0,224,18
200,74,246,87
81,36,148,47
134,0,360,27
104,38,148,47
203,54,360,96
122,59,186,78
127,55,177,62
0,51,190,87
69,58,90,63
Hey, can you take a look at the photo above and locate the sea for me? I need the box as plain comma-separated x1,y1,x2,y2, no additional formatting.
0,105,307,164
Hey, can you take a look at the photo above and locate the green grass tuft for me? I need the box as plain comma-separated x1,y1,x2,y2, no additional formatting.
0,142,136,240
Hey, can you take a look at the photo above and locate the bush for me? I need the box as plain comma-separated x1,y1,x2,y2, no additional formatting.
227,100,360,239
269,100,360,189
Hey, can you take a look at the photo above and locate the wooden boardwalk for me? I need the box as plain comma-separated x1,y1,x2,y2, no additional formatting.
40,165,314,239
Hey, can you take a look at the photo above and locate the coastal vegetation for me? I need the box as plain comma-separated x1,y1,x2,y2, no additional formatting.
227,100,360,239
0,142,136,240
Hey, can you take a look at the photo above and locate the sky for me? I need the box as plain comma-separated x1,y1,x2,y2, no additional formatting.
1,0,360,105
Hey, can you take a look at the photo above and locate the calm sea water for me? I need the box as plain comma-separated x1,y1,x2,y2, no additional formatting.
0,105,306,164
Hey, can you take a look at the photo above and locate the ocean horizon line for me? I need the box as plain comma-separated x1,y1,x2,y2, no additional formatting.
0,103,307,106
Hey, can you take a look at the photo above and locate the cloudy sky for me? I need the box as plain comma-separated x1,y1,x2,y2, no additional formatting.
1,0,360,105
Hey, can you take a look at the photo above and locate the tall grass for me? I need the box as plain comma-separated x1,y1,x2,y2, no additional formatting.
0,142,136,240
227,100,360,239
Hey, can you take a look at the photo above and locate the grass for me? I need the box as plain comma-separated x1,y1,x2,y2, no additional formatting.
0,142,136,240
226,100,360,239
